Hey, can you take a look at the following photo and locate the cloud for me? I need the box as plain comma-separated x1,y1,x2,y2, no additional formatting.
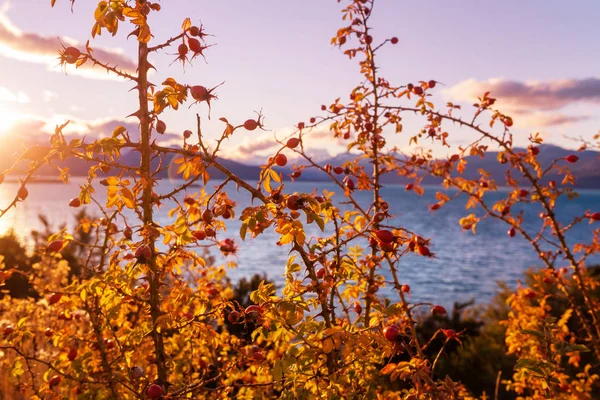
444,77,599,127
0,86,29,103
227,127,344,163
1,114,181,149
445,77,600,110
0,5,137,80
43,90,58,103
235,136,278,156
511,111,591,128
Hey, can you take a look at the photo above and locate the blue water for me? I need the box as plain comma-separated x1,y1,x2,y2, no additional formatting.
1,178,598,307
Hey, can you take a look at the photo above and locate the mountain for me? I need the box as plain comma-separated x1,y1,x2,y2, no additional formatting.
4,143,599,188
282,144,600,188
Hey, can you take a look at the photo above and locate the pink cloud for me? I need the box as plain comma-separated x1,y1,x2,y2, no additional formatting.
511,111,591,128
445,77,600,110
444,77,599,128
0,8,136,80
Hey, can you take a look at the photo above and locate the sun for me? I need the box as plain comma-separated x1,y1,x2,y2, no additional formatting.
0,107,19,136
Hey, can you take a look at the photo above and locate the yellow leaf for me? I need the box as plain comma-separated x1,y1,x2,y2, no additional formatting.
182,18,191,31
381,363,397,375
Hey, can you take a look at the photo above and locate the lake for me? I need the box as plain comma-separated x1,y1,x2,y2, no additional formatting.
1,177,599,308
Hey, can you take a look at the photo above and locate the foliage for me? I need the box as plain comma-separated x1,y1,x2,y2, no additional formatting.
0,0,599,399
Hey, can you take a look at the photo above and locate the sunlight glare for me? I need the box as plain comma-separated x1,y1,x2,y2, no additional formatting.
0,108,18,136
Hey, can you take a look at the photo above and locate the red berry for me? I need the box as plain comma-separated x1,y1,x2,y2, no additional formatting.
190,85,208,101
286,195,301,211
202,209,213,223
156,120,166,134
63,47,80,64
69,198,81,207
244,119,259,131
353,302,362,314
309,117,316,124
429,204,440,211
405,183,414,191
48,240,64,253
275,154,287,167
518,189,529,198
383,324,400,342
123,226,133,240
227,311,241,324
245,305,262,319
178,43,188,56
67,347,77,361
431,305,447,315
183,130,192,139
286,138,301,149
390,37,398,44
508,228,516,238
373,212,386,224
44,328,53,337
188,38,202,53
48,375,61,387
205,227,216,237
529,146,540,156
401,284,410,294
418,246,431,257
442,329,456,339
566,155,579,163
316,267,326,279
49,293,62,305
3,325,14,336
365,35,373,44
18,186,28,200
344,178,355,190
297,122,305,129
333,167,344,175
135,245,152,260
375,229,395,244
147,383,163,399
290,171,302,179
428,80,436,89
589,212,600,221
188,26,200,36
193,230,206,240
413,86,423,95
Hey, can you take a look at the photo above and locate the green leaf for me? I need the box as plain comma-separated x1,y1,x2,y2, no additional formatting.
564,344,590,353
520,329,544,338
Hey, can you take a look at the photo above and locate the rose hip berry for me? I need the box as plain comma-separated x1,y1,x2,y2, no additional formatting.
383,324,400,342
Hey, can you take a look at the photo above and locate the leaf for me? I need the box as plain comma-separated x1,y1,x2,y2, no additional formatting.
520,329,544,339
240,222,248,241
17,317,27,328
381,363,396,375
564,344,590,353
182,17,191,31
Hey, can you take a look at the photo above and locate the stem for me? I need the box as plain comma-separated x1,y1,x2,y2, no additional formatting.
137,40,168,386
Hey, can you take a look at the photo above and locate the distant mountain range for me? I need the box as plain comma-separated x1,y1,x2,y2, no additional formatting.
4,144,600,188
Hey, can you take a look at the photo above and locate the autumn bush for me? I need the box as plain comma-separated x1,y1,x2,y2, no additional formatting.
0,0,599,399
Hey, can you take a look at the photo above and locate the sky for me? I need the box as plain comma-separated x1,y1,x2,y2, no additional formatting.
0,0,599,164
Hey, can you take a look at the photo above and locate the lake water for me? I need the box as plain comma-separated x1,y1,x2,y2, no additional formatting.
1,178,599,308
